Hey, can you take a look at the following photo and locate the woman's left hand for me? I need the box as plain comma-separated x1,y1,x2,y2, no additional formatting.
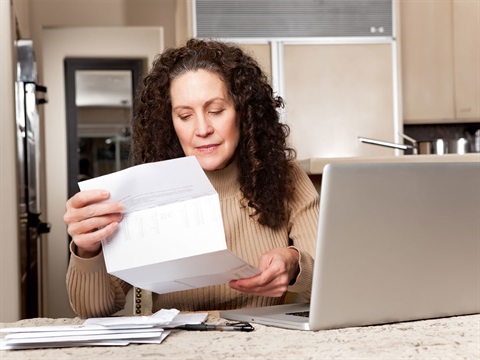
228,248,299,297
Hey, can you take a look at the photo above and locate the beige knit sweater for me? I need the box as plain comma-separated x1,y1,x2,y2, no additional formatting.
66,160,319,318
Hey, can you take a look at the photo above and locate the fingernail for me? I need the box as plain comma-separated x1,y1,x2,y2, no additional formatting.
101,190,109,197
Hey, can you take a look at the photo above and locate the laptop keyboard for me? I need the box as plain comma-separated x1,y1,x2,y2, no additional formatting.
286,311,310,318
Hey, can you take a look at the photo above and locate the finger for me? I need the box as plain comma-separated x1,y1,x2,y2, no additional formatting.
229,278,288,297
233,280,288,297
67,213,123,237
232,272,289,290
64,202,123,225
66,189,110,210
237,267,278,288
230,269,289,291
229,265,290,296
72,222,119,252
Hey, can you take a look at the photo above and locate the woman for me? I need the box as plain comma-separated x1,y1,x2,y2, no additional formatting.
65,39,319,318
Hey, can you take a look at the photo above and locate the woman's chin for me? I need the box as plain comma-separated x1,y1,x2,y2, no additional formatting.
196,156,229,171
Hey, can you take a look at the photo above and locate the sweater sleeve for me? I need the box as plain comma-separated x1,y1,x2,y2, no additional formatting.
286,162,320,299
66,241,132,318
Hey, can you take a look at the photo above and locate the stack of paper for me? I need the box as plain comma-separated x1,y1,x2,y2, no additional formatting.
0,309,207,350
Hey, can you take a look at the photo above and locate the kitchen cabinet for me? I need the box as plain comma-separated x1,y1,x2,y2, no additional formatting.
401,0,480,124
284,43,397,160
453,0,480,121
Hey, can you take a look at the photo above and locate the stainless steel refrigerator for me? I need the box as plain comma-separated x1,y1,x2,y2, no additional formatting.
15,39,50,319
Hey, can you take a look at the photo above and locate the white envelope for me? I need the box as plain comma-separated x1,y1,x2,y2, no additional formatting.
78,156,260,294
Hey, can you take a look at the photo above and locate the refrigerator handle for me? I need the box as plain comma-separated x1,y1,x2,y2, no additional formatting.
36,85,48,105
38,222,51,234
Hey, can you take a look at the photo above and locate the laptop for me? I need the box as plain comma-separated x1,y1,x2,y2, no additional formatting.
220,161,480,330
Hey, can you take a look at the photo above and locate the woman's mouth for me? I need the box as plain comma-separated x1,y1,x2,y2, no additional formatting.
196,144,219,153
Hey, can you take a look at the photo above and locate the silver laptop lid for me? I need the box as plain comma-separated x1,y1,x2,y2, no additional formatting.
309,161,480,330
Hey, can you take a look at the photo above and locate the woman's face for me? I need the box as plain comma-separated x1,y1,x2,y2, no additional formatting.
170,69,240,171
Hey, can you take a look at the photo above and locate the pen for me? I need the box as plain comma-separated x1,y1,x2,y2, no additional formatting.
176,323,254,332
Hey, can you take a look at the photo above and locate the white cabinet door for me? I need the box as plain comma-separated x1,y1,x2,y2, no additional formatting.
401,0,479,124
453,0,480,121
284,43,397,159
400,0,455,123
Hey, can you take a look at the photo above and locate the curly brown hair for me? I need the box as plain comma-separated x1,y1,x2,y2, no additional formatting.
131,38,296,228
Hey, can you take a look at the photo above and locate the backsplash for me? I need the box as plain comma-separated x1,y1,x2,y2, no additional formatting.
403,123,480,155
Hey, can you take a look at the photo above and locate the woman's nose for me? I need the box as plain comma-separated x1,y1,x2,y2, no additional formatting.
195,116,214,137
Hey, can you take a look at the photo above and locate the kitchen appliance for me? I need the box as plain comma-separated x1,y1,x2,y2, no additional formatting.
416,138,447,155
475,130,480,152
15,39,50,318
448,138,469,155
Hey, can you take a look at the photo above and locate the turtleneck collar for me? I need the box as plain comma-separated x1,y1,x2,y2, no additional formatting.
204,159,240,199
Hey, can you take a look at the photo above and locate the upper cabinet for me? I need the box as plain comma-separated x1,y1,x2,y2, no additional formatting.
453,0,480,121
284,43,396,159
400,0,480,124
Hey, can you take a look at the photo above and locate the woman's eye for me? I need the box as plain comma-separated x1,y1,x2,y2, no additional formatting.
179,114,191,120
209,109,224,115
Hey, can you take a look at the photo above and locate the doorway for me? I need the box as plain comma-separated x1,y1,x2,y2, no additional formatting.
64,58,144,198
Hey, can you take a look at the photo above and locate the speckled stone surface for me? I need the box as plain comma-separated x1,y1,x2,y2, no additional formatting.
1,313,479,359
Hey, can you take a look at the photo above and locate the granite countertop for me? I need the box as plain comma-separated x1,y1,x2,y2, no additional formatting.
1,313,479,359
300,153,480,174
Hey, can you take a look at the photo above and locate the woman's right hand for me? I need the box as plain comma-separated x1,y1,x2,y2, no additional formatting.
64,189,124,258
